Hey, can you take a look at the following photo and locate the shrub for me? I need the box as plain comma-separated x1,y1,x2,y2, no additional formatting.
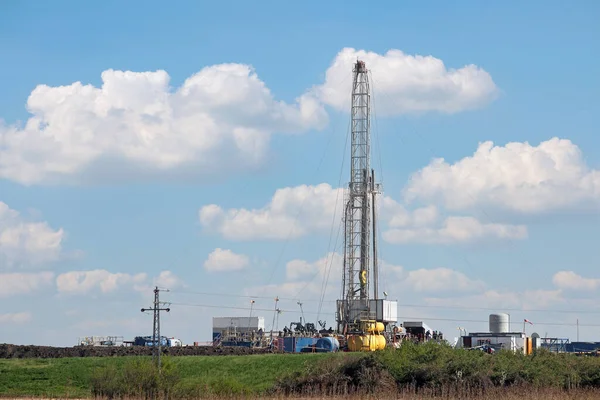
91,357,180,399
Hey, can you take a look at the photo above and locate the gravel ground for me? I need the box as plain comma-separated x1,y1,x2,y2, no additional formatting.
0,343,278,358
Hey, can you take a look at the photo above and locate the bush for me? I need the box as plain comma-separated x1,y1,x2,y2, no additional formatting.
91,357,180,399
272,341,600,397
272,353,396,396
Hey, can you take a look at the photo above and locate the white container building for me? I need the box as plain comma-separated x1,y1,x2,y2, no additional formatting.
455,313,533,354
212,316,265,335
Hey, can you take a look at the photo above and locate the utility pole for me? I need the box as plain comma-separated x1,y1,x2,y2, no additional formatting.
248,300,255,341
297,301,305,325
141,286,170,371
270,297,279,347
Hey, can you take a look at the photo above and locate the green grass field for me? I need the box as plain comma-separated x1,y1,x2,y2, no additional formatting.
2,342,600,399
0,353,352,398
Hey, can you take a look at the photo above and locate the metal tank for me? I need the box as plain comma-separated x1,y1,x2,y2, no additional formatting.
315,337,340,352
489,313,510,333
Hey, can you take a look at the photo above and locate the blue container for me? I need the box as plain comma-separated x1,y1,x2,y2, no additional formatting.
283,337,296,352
566,342,600,352
315,337,340,352
295,337,317,353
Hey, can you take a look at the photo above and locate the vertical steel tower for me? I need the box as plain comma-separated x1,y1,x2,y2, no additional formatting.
337,60,381,333
141,286,170,370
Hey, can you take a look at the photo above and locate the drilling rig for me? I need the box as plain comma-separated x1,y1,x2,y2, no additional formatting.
335,60,398,351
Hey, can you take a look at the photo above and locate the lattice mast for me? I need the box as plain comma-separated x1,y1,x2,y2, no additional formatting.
141,286,170,371
339,60,380,332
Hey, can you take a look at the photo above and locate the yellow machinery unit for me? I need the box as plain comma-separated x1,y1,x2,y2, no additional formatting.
347,320,386,352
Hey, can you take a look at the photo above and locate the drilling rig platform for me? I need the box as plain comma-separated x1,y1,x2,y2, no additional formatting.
335,60,398,351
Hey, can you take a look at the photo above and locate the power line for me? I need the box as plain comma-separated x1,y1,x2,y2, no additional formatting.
167,301,600,328
171,289,299,301
167,289,600,315
262,70,353,290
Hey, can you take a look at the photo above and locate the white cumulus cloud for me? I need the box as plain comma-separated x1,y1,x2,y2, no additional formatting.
200,183,522,244
247,252,344,302
286,252,343,282
0,48,500,186
424,288,566,311
381,198,526,244
405,137,600,213
204,248,249,272
383,215,527,244
0,202,64,268
402,267,486,293
0,312,32,324
0,65,327,185
154,270,183,289
314,47,498,115
199,183,344,241
250,253,482,307
0,272,55,297
553,271,600,291
56,269,148,294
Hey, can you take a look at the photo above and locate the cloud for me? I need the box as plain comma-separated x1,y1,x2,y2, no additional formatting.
286,252,343,282
0,48,499,186
405,137,600,213
553,271,600,291
0,202,64,268
199,184,343,241
154,270,183,288
0,312,32,324
252,252,480,305
403,268,486,293
314,47,498,115
200,184,523,244
0,272,54,297
247,252,344,303
423,288,566,311
203,248,250,272
0,65,327,185
383,215,527,244
71,317,145,332
131,270,185,293
56,269,147,294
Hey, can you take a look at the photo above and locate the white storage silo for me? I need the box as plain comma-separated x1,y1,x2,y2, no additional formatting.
489,313,510,333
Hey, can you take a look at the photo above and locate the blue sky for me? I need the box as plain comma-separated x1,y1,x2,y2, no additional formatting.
1,0,600,346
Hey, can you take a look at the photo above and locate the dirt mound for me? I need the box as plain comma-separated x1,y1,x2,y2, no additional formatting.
0,343,277,358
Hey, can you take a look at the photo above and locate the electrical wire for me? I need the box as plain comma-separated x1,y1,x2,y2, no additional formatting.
222,69,355,291
167,301,600,328
167,289,600,315
289,94,353,303
314,116,353,319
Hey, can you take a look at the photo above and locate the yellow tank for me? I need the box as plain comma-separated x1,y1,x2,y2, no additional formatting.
361,321,385,333
346,335,359,351
346,334,387,352
363,321,376,333
347,334,379,352
376,334,386,350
